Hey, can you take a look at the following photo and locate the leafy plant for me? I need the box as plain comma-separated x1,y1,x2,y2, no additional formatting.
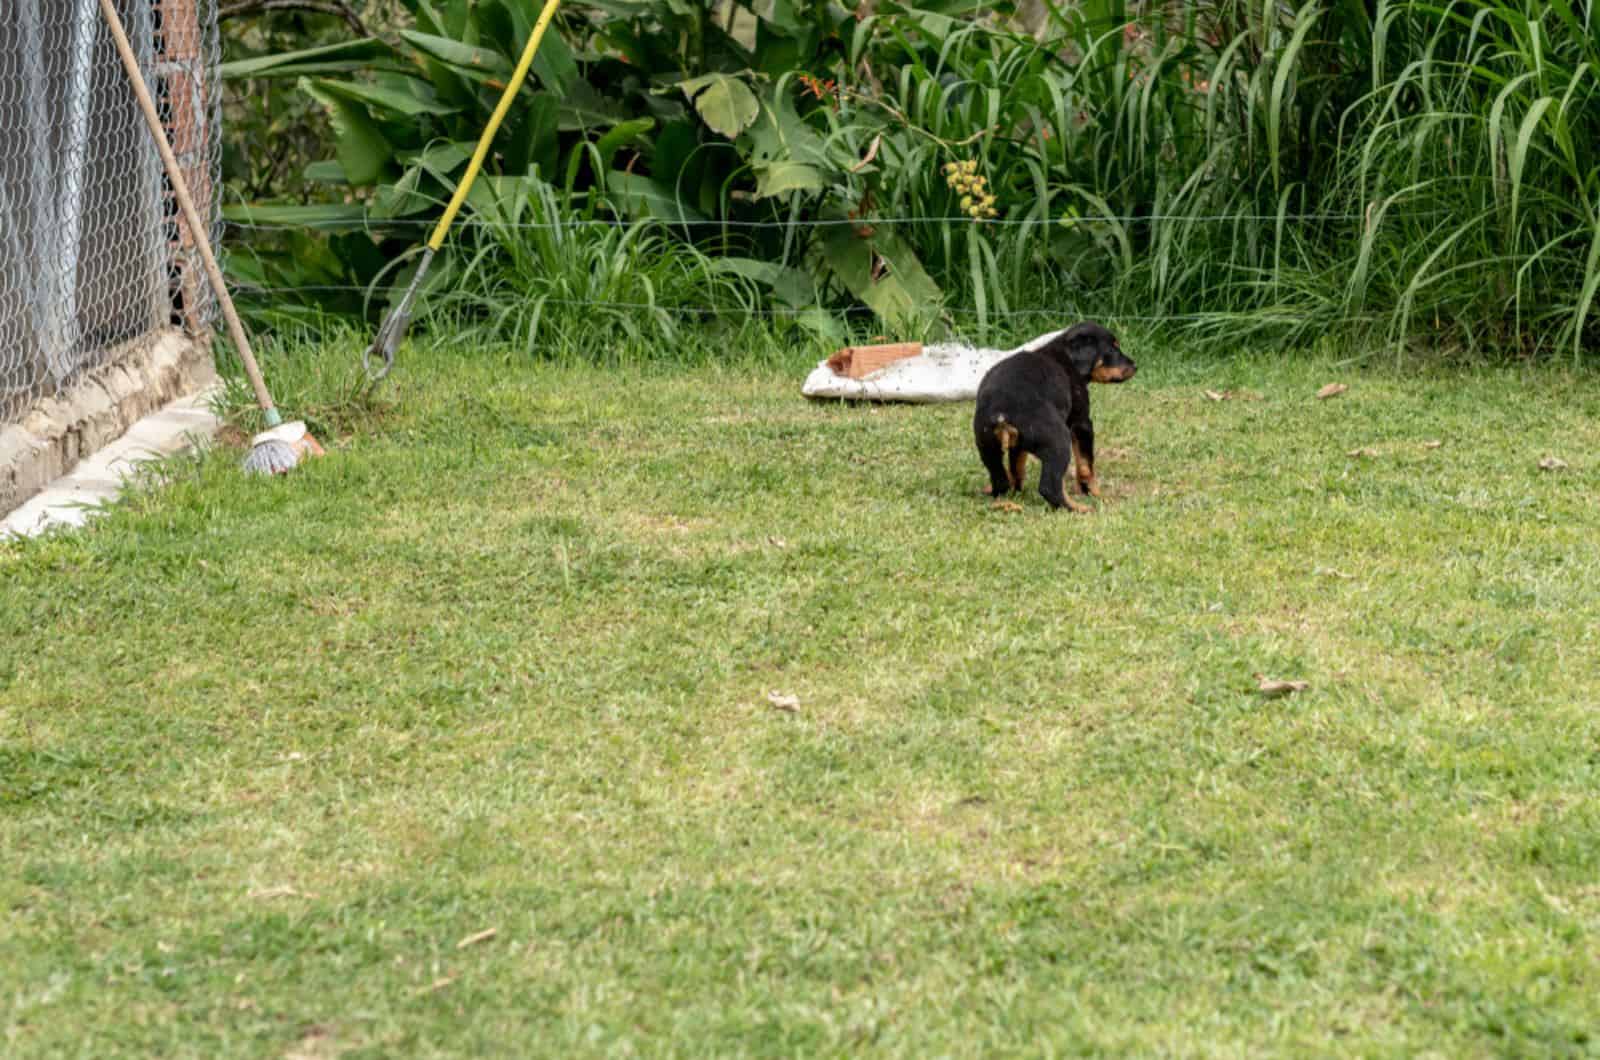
219,0,1600,357
417,174,770,362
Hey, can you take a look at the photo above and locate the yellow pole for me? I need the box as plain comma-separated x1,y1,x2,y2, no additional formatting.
427,0,565,252
365,0,566,382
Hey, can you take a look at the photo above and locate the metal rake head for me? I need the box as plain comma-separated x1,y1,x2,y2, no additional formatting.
362,247,435,386
362,305,410,384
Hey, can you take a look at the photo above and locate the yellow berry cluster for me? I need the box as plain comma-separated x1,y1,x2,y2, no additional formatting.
943,160,998,219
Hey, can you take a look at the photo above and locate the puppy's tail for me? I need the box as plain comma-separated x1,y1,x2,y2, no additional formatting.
989,414,1019,456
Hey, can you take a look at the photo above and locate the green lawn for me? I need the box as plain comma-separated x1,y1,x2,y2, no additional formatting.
4,336,1599,1057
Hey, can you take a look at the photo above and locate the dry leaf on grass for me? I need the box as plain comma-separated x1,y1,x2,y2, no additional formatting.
283,1026,336,1060
1255,675,1310,698
1346,447,1379,459
990,500,1024,513
767,691,800,714
1203,389,1229,402
1314,567,1354,580
767,536,788,550
1316,383,1349,400
414,975,458,996
849,133,883,173
1539,456,1569,471
1422,440,1443,450
455,928,497,950
248,885,309,900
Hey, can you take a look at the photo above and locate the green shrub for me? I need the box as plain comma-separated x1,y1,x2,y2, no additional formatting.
417,175,769,362
220,0,1600,357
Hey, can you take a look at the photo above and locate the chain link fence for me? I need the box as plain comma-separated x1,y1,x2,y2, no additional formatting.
0,0,220,427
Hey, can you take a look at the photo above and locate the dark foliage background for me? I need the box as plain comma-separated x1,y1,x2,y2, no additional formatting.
219,1,1600,359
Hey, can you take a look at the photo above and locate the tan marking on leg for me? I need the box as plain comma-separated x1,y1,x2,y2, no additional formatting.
1080,464,1101,497
1059,469,1091,513
1008,449,1028,491
1070,439,1098,497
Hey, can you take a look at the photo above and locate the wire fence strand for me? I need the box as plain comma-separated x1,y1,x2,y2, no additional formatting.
225,283,1393,326
222,208,1455,234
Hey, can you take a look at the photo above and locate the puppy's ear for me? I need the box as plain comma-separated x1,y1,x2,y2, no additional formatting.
1057,324,1100,378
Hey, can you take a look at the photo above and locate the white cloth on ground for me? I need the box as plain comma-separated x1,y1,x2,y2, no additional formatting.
800,329,1067,404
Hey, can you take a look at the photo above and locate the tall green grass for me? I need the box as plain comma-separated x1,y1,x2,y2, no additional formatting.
223,1,1598,358
416,176,773,363
848,0,1600,356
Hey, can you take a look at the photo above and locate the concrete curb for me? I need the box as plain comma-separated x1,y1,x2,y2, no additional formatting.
1,385,223,539
0,329,216,519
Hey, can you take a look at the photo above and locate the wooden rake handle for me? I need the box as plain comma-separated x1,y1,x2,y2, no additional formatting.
98,0,279,423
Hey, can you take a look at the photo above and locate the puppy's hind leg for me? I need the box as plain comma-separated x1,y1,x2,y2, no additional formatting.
1037,443,1090,513
1071,422,1099,496
977,424,1014,498
1008,447,1029,493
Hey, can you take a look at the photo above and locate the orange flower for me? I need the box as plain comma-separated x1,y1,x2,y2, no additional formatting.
798,73,838,101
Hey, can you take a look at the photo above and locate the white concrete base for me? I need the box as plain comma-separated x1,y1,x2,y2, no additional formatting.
1,385,222,539
2,329,217,515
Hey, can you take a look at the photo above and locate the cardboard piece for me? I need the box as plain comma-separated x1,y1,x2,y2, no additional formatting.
825,342,925,380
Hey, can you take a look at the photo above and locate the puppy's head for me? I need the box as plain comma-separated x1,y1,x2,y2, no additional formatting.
1058,322,1136,383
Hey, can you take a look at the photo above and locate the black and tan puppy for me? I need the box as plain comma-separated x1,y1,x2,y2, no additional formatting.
974,322,1136,510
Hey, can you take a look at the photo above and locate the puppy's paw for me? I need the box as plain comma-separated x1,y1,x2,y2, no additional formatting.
1078,475,1102,497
